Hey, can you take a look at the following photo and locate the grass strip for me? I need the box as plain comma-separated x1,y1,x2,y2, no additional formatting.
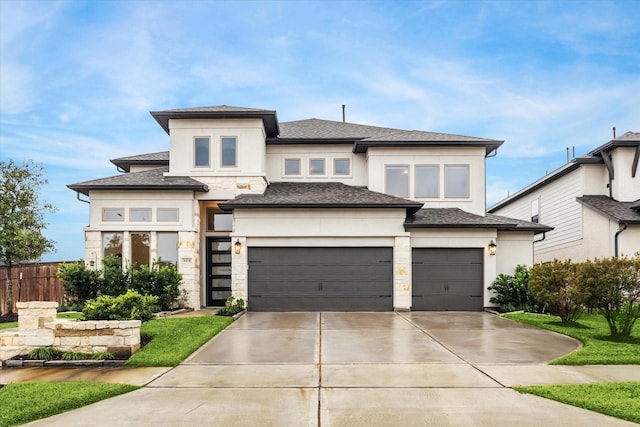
502,312,640,365
0,382,139,427
515,382,640,424
126,315,233,367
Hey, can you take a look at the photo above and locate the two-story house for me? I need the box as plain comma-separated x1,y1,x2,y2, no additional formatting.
488,131,640,263
68,105,549,311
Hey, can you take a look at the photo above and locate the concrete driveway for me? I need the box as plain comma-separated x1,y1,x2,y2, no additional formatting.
23,312,640,426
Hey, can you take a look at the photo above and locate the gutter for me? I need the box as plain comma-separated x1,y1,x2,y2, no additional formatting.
614,223,628,257
533,232,546,244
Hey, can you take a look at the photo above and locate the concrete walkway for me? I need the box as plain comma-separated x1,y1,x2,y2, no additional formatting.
3,312,640,426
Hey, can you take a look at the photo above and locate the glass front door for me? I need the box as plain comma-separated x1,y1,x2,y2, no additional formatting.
206,237,232,306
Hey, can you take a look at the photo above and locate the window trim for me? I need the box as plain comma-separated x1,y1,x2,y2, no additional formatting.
284,158,302,176
333,158,351,176
220,136,237,168
414,164,440,198
194,136,210,167
444,164,470,198
384,164,410,198
309,158,326,176
102,208,124,222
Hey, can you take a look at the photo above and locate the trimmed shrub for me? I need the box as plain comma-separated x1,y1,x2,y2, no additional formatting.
488,264,537,312
577,256,640,337
82,290,158,322
217,296,245,316
101,255,129,297
57,262,103,310
130,260,182,311
529,259,584,323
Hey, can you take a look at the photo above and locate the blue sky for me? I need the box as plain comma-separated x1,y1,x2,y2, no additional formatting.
1,0,639,262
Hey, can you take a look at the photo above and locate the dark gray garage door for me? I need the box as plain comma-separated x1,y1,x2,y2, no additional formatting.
412,248,484,311
248,247,393,311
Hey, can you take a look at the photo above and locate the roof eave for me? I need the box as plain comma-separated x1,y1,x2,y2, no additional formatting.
150,110,280,137
220,203,422,213
353,140,504,155
68,184,209,196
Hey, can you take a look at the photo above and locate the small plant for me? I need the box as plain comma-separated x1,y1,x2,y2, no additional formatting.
217,296,245,316
92,351,115,360
488,264,537,312
62,351,91,361
28,347,62,361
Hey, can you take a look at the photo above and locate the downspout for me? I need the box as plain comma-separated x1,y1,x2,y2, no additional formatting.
533,232,546,244
614,223,628,258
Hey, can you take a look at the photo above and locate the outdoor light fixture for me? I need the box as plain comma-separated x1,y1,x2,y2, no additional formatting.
488,240,497,255
234,239,241,254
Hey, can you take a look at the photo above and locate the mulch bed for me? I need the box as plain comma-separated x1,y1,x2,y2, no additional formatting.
0,313,18,323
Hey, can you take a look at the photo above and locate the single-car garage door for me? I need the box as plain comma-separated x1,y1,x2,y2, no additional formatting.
412,248,484,311
248,247,393,311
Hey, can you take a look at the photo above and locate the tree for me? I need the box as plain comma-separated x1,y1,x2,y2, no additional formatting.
0,160,56,313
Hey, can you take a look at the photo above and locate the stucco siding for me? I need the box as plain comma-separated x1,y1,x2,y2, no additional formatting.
610,147,640,201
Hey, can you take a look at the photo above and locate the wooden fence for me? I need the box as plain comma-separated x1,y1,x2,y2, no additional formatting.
0,262,76,314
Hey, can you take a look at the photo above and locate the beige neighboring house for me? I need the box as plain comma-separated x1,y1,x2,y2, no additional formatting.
488,131,640,263
68,106,549,311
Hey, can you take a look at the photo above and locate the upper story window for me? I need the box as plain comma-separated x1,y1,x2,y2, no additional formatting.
130,208,152,222
221,137,237,167
309,158,325,175
102,208,124,221
385,165,409,197
415,165,439,198
284,158,301,176
334,158,350,175
444,165,469,198
157,208,179,222
531,198,540,223
194,137,210,167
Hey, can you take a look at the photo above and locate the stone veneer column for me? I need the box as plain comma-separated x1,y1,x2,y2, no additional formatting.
393,236,412,311
178,230,200,309
17,301,57,347
231,236,248,303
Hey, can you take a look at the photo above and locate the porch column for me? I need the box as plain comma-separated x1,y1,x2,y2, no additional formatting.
178,231,200,309
393,236,412,311
231,236,248,303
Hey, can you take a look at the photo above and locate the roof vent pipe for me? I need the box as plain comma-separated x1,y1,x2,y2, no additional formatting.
566,147,570,163
613,127,616,139
342,104,346,122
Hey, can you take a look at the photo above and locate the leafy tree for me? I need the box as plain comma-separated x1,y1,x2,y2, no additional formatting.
0,160,56,313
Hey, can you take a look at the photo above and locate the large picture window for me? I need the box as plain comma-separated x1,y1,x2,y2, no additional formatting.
194,137,210,167
157,232,179,268
444,165,469,198
415,165,439,198
221,137,237,167
103,232,123,259
385,165,409,197
131,232,150,269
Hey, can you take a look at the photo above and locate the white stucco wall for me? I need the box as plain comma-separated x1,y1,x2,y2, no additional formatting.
610,147,640,202
366,146,487,215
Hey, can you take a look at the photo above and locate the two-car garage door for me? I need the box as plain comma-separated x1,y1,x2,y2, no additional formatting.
248,247,393,311
246,246,484,311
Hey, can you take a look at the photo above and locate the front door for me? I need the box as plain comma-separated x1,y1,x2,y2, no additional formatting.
206,237,232,306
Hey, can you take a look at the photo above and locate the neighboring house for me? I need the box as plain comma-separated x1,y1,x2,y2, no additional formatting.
488,131,640,263
68,105,549,311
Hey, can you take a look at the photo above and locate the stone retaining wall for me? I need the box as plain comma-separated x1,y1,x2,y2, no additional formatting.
0,301,141,361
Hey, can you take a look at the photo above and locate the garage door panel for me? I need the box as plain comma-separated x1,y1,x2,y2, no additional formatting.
248,247,393,312
412,248,484,311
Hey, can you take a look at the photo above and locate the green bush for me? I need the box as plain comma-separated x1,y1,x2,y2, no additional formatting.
101,255,129,297
529,259,584,323
82,290,158,322
577,256,640,337
130,260,182,311
217,296,245,316
57,262,103,309
488,264,537,312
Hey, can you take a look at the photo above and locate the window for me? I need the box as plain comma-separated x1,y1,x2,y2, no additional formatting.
309,158,325,175
531,198,540,223
130,208,152,222
157,208,179,222
206,208,233,231
157,232,178,268
284,158,301,175
103,232,123,259
415,165,439,198
131,232,150,269
102,208,124,222
444,165,469,198
194,137,210,167
334,158,350,175
221,137,237,167
385,165,409,197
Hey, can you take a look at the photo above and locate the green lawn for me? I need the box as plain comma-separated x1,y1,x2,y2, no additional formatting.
516,382,640,424
126,315,233,367
502,312,640,364
0,382,139,427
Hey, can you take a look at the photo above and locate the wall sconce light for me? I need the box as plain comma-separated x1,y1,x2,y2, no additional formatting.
234,239,241,254
488,240,497,256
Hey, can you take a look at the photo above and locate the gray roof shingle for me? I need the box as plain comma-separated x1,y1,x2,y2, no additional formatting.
68,167,208,196
405,208,552,233
220,182,423,212
111,151,169,172
577,195,640,223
